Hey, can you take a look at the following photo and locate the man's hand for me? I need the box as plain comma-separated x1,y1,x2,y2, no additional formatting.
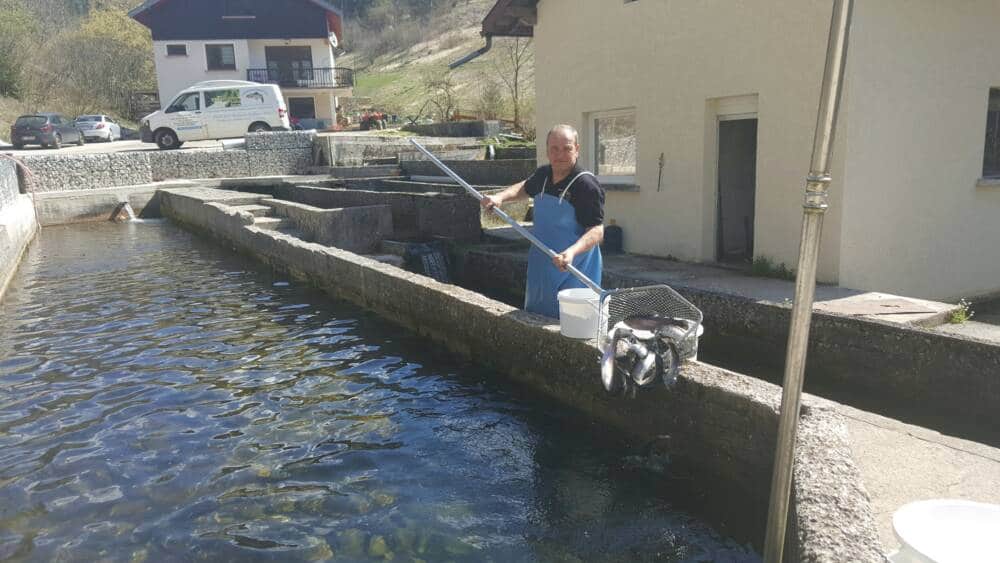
553,250,576,272
481,195,502,211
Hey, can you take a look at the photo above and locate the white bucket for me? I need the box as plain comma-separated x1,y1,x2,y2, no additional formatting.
890,499,1000,563
557,288,601,339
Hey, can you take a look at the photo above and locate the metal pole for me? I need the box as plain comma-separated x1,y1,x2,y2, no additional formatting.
763,1,853,560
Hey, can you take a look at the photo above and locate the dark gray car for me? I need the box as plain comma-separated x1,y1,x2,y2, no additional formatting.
9,113,85,149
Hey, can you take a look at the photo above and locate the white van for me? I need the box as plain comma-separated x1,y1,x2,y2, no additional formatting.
140,80,290,150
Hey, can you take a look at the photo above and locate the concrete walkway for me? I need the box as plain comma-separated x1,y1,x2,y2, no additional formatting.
834,400,1000,552
485,226,960,328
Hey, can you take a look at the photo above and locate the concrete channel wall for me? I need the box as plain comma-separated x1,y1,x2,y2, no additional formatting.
0,158,37,300
402,120,501,138
262,198,392,254
274,185,481,242
15,131,315,194
400,158,537,186
313,136,483,167
456,249,1000,438
159,187,885,562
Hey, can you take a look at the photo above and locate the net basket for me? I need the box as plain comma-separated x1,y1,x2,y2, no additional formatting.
597,285,703,360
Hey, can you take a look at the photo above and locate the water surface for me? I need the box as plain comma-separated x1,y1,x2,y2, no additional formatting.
0,222,756,562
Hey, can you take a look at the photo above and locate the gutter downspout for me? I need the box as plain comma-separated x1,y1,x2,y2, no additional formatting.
449,35,493,69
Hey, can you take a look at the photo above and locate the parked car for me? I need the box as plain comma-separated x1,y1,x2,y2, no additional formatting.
9,113,84,149
75,115,122,142
140,80,289,150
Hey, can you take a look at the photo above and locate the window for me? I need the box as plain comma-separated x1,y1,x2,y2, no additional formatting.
591,109,637,184
984,88,1000,178
223,0,255,18
206,44,236,71
166,44,187,56
166,92,201,113
205,89,241,109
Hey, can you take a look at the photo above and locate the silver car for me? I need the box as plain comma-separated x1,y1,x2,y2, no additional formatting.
75,115,122,142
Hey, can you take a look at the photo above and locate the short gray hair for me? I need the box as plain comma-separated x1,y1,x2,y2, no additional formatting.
546,124,579,145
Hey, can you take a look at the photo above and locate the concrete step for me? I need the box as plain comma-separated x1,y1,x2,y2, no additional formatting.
253,217,292,230
231,204,273,217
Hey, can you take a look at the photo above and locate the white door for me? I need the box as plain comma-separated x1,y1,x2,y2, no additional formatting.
164,91,206,141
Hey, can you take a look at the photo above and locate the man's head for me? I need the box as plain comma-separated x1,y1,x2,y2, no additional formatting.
546,124,580,176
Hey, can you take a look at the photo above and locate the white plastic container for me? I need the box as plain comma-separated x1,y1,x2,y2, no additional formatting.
557,288,601,339
889,499,1000,563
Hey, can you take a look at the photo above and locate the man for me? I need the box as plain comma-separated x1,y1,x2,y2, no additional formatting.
481,124,605,318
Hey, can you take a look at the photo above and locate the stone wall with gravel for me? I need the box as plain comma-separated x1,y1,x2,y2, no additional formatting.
15,131,316,193
0,158,18,211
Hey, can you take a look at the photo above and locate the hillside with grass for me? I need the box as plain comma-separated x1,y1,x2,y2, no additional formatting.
341,0,536,136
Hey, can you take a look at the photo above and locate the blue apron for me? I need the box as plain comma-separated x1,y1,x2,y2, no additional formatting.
525,172,603,318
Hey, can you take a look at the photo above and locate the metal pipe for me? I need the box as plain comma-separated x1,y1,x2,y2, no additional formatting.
449,35,493,70
408,139,603,294
763,0,854,561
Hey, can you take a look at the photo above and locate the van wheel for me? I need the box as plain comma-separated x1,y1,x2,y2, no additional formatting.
248,122,271,133
155,129,180,150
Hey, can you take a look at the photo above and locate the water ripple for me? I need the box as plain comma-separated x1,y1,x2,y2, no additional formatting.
0,222,758,562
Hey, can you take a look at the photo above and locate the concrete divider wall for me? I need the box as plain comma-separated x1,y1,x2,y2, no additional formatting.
0,159,38,299
402,120,501,138
314,136,482,167
400,158,537,186
160,188,885,561
262,198,392,253
455,248,1000,439
274,185,480,241
1,159,20,211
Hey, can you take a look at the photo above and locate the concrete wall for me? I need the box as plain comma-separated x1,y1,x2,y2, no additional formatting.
159,189,884,561
0,158,19,211
454,248,1000,441
837,0,1000,300
0,159,37,300
400,159,537,186
16,132,315,193
533,0,846,283
275,185,480,241
313,135,482,167
402,120,500,138
262,198,392,253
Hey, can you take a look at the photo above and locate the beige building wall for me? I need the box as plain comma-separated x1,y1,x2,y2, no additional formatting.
533,0,846,282
152,39,251,104
838,0,1000,300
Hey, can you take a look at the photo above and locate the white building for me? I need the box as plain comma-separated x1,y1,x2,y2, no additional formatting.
479,0,1000,301
130,0,353,128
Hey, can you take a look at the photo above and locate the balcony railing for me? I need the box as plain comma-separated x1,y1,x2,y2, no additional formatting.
246,67,354,89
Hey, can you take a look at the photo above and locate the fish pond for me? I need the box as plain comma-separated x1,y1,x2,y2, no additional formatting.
0,222,757,562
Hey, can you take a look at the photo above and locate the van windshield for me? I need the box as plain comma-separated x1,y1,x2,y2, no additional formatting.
167,93,200,113
15,116,46,127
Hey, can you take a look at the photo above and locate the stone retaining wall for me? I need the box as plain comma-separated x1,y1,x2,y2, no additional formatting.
159,188,885,562
400,158,537,186
16,131,315,193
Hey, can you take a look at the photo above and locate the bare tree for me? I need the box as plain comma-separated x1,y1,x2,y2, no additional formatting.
422,68,457,122
491,37,533,132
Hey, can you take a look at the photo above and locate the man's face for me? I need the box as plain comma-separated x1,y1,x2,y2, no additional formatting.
547,131,579,172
